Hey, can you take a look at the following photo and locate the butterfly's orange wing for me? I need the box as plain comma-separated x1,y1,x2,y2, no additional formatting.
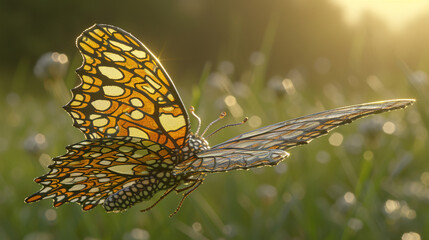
26,24,190,211
67,24,189,149
25,137,179,211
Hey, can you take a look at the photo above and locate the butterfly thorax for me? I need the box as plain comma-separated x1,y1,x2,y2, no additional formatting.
182,133,210,158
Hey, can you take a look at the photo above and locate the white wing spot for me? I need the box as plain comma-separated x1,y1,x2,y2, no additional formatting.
145,76,161,89
132,149,149,158
131,49,147,59
130,110,144,120
81,75,94,84
69,184,86,191
162,106,174,112
70,101,80,107
99,160,112,165
90,152,102,158
159,113,185,132
61,178,74,184
142,85,155,94
108,165,137,175
73,176,88,182
98,178,110,183
40,186,52,194
70,111,80,119
90,114,102,120
119,146,133,153
89,187,100,193
70,172,83,176
91,100,111,111
103,85,125,97
75,94,84,101
130,98,143,108
123,181,136,188
148,144,161,152
106,127,118,135
167,93,174,101
128,127,149,139
103,52,126,62
109,40,133,51
56,195,66,202
98,66,123,80
116,157,128,162
101,147,112,153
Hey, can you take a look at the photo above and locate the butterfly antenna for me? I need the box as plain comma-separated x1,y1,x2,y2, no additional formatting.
189,106,202,135
205,117,248,139
201,112,227,137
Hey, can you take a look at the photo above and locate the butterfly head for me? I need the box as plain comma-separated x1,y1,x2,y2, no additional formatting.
187,133,210,154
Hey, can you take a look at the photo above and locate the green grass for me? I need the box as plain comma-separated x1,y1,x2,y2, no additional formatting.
1,29,428,240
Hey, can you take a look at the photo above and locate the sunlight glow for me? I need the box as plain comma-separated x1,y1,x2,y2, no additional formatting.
330,0,429,31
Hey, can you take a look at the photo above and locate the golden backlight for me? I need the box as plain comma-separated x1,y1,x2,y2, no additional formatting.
331,0,429,30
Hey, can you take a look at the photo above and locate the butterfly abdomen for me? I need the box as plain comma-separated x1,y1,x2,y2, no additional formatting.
103,172,185,212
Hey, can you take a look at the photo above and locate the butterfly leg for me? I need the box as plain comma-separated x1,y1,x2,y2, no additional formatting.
173,181,199,193
169,178,204,217
140,185,178,213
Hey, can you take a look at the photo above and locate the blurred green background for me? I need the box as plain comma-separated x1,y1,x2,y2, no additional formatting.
1,0,428,239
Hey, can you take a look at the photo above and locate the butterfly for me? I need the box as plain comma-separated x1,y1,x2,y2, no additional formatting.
25,24,415,215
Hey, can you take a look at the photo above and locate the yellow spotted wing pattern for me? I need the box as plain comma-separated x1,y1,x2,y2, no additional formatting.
67,24,189,149
173,99,414,174
25,24,193,212
26,137,182,211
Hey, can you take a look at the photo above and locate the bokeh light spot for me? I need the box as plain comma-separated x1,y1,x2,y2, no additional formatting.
402,232,421,240
329,132,343,146
34,133,46,145
248,115,262,128
218,61,234,75
281,78,296,95
384,199,400,214
224,95,243,118
274,162,287,174
224,95,237,106
366,75,384,92
420,172,429,186
363,150,373,161
192,222,202,232
249,51,265,66
316,151,331,163
39,153,52,167
130,228,149,240
257,184,277,202
382,121,396,134
6,92,20,107
347,218,363,231
344,192,356,204
44,209,57,221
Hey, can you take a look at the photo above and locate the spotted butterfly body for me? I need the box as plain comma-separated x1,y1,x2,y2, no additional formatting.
25,24,414,213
